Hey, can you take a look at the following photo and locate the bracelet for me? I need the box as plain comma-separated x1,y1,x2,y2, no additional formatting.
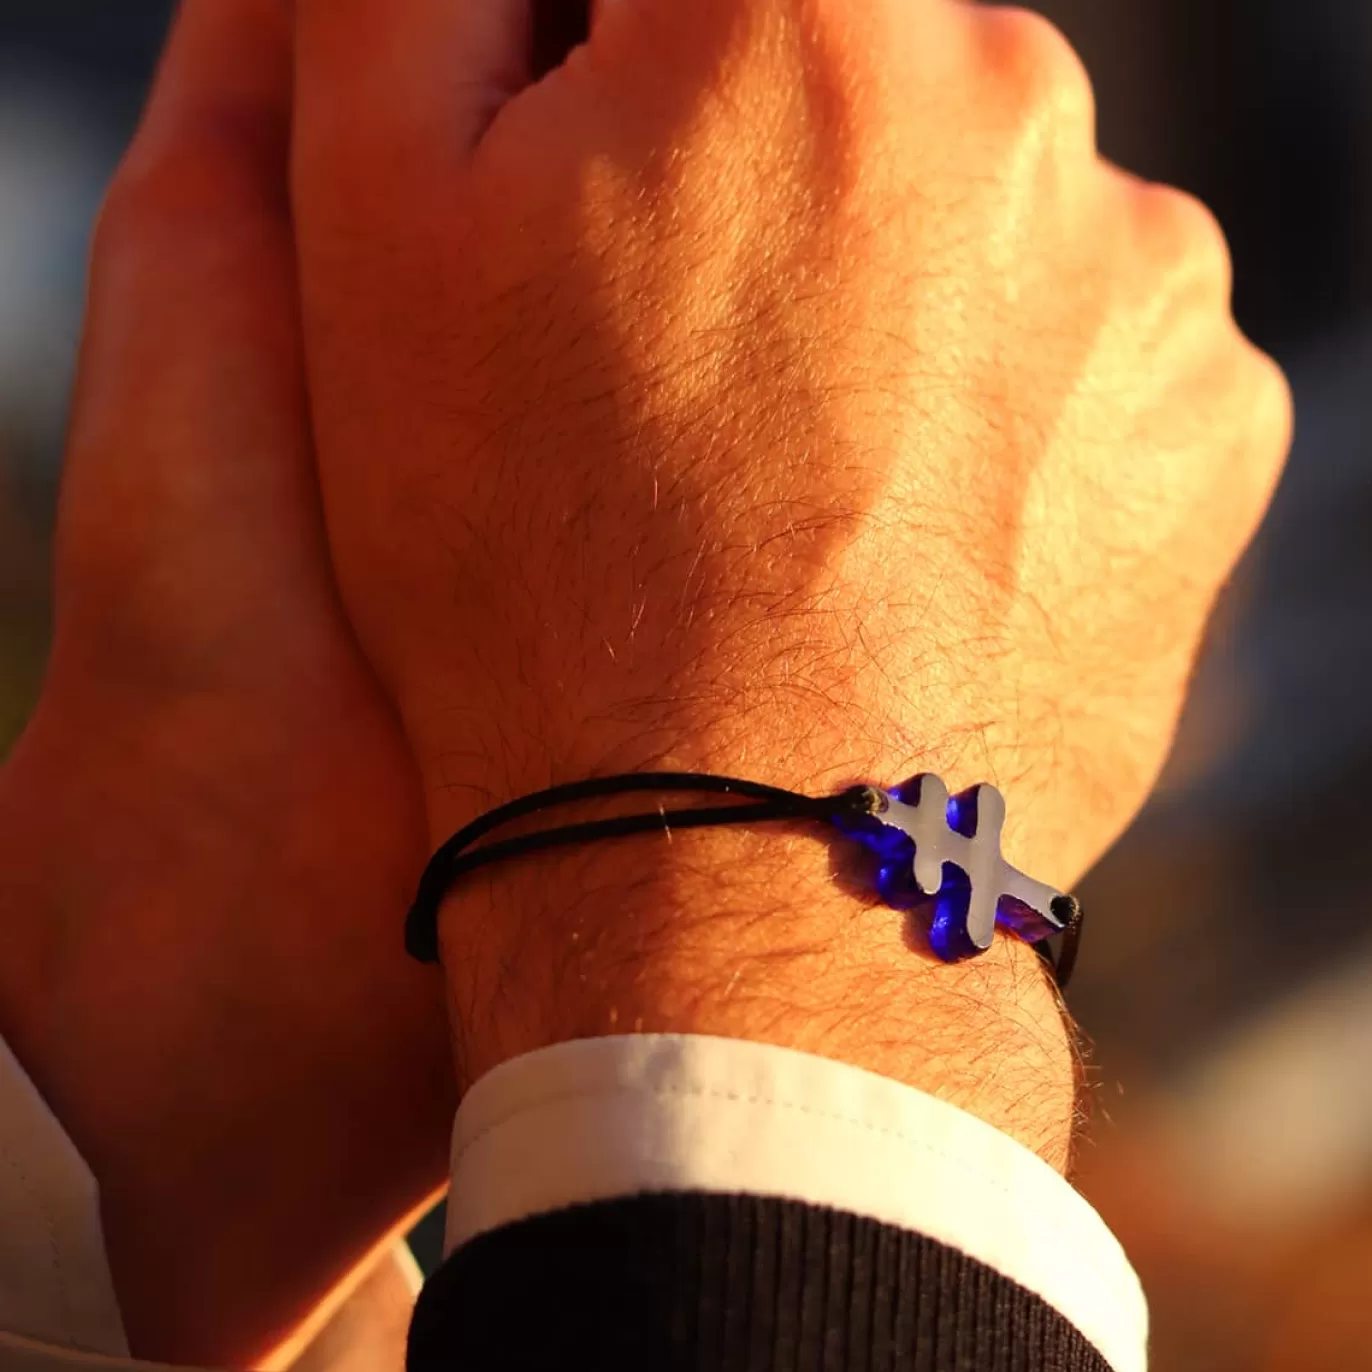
404,770,1084,986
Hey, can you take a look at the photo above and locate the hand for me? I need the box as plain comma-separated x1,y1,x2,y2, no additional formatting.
290,0,1290,1146
0,3,454,1364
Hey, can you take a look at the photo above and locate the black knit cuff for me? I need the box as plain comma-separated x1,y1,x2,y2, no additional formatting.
407,1192,1115,1371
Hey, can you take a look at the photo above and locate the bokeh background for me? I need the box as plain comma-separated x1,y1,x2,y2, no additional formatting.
2,3,1370,1370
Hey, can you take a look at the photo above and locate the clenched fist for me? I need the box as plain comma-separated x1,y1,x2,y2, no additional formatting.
292,0,1290,1115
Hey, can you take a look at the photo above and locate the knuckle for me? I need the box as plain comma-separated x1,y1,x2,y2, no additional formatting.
972,5,1096,133
1204,337,1293,542
1236,340,1295,470
91,174,189,284
1135,182,1235,300
89,164,174,269
92,134,277,272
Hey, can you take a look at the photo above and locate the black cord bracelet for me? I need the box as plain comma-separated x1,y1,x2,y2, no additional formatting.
405,770,1084,986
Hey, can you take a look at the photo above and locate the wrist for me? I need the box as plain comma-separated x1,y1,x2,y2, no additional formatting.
437,795,1080,1171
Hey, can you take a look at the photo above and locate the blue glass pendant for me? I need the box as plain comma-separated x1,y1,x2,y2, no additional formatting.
830,774,1073,963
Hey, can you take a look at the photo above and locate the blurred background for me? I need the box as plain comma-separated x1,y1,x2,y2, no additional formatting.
1,2,1369,1369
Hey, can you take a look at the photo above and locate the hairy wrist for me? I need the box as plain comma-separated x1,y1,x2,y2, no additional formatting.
438,811,1082,1172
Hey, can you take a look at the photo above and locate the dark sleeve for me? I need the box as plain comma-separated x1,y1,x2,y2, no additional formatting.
406,1191,1115,1372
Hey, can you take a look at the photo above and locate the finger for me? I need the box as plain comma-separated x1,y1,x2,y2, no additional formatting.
60,0,319,646
293,0,533,201
74,0,297,450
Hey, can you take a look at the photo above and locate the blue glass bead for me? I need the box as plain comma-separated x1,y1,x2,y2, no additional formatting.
875,860,921,910
993,894,1060,943
929,867,981,963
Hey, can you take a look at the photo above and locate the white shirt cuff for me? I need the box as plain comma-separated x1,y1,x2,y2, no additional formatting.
0,1035,129,1360
0,1029,1148,1372
446,1033,1148,1372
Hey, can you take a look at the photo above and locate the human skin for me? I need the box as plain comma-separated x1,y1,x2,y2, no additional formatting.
291,0,1291,1150
0,0,1291,1365
0,3,455,1366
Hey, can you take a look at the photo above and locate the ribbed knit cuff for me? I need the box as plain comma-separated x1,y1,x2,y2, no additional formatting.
409,1191,1115,1371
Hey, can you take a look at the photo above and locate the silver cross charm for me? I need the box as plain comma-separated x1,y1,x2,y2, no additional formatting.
833,774,1074,964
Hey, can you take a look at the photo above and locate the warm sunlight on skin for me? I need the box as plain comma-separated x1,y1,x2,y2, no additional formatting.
0,0,1292,1363
290,0,1290,1125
